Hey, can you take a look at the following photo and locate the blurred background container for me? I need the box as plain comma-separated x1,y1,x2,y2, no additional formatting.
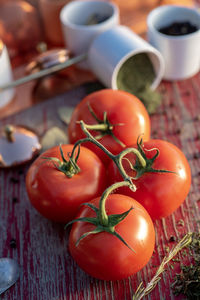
0,0,195,61
0,0,41,59
38,0,70,47
0,0,196,118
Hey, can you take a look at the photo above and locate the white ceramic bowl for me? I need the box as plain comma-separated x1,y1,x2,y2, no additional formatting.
147,5,200,80
88,25,165,91
60,0,119,68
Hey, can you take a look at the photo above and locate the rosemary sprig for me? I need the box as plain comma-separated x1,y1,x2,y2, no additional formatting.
132,233,193,300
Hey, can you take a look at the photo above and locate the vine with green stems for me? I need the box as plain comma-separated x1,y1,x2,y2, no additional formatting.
43,111,192,300
45,119,175,251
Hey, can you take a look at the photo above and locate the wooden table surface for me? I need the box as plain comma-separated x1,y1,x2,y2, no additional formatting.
0,1,199,299
0,72,200,299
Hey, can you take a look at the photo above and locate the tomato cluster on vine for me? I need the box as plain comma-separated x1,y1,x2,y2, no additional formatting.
26,89,191,281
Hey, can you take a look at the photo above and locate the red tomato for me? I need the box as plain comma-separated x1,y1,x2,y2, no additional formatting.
108,139,191,220
69,194,155,280
68,89,150,164
26,145,107,223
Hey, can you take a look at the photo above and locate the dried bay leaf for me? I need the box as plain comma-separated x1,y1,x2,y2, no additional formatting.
41,127,69,152
58,106,74,125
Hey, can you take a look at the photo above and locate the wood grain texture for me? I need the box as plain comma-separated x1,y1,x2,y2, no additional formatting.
0,72,200,300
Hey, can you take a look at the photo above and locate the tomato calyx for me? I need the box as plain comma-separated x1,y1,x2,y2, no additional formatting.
43,145,81,178
129,137,176,179
82,103,125,147
66,181,136,252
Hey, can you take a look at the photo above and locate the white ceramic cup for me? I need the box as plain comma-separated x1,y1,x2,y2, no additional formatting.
60,0,119,68
0,41,15,108
147,5,200,81
88,25,164,91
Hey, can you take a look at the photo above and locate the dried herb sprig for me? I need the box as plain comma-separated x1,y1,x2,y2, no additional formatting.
132,233,192,300
171,232,200,299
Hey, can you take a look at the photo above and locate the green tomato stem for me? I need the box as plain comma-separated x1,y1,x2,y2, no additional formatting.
43,145,81,178
72,121,146,183
70,121,147,227
99,181,133,226
84,123,113,131
67,120,149,252
71,121,116,160
115,147,146,176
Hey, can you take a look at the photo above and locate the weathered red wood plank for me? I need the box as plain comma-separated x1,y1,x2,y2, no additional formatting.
0,73,199,300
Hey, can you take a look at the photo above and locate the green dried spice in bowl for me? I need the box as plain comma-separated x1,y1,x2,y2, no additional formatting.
116,53,162,114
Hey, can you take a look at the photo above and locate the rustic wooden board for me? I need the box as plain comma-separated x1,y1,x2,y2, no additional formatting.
0,73,200,300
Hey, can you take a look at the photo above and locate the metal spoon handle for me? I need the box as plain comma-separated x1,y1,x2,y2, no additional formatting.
0,53,87,92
